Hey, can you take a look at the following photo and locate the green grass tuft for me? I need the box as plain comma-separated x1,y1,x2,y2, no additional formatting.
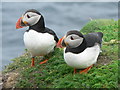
81,19,117,33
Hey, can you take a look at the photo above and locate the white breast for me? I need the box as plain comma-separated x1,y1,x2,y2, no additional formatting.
64,44,101,69
24,30,56,56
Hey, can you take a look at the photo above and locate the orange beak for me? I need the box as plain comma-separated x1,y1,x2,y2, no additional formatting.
56,36,65,48
16,17,23,29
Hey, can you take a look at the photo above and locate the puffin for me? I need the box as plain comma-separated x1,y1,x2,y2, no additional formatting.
57,30,103,74
16,9,59,66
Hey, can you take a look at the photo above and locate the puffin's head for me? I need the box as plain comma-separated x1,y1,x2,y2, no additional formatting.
16,9,42,29
57,30,84,48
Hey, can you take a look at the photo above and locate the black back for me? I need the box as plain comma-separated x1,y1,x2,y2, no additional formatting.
84,32,103,47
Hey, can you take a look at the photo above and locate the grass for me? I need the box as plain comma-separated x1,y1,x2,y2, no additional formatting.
3,19,119,88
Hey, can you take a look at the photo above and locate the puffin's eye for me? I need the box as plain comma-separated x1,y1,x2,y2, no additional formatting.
70,36,74,40
27,14,30,18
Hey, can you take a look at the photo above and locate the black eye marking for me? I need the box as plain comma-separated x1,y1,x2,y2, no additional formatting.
27,14,30,18
71,36,74,40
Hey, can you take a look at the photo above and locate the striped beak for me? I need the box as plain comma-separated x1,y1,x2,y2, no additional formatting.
56,36,66,48
16,17,28,29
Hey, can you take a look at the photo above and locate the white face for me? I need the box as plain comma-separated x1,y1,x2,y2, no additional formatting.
64,34,84,48
22,12,41,26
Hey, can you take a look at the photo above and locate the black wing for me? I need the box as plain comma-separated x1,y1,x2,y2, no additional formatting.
84,32,103,47
45,27,59,43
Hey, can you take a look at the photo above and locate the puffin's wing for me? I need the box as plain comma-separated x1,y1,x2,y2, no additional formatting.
84,32,103,47
45,27,59,43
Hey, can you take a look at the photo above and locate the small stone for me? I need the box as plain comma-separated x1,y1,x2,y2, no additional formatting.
3,72,19,88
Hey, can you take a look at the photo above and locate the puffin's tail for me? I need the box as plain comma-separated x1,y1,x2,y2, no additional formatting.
97,32,103,48
97,32,103,39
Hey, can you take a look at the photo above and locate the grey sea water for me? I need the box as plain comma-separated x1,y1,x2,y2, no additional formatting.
1,2,118,70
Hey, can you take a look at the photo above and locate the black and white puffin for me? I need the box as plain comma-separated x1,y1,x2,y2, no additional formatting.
57,30,103,74
16,9,59,66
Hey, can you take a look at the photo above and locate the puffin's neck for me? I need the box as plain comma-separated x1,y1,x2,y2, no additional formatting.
65,39,87,54
29,16,45,32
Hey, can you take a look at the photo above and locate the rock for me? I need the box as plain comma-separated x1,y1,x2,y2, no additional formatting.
0,72,2,90
2,72,19,88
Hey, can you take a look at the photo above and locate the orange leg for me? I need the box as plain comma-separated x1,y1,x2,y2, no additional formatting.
80,65,93,74
74,68,77,74
40,59,48,64
31,57,35,67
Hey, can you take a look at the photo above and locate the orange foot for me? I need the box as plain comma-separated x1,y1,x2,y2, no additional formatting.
40,59,48,64
80,65,93,74
74,68,77,74
31,57,35,67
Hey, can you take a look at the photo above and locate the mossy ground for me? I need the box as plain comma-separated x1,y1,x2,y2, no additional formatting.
3,19,119,88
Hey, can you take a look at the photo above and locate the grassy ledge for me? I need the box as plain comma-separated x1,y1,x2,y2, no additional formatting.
2,19,119,88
